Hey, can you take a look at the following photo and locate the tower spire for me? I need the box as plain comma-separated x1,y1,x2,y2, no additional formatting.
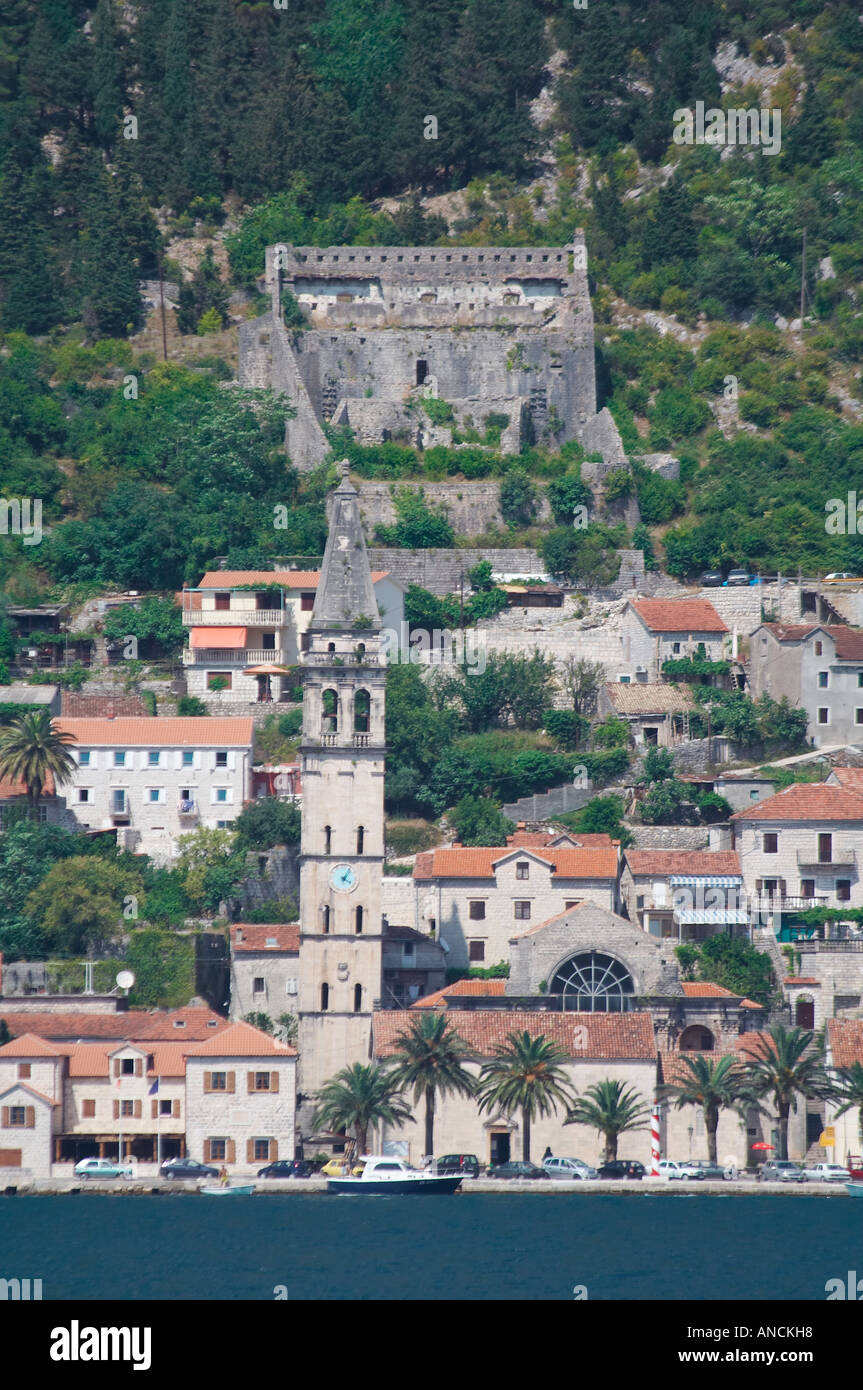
311,460,380,630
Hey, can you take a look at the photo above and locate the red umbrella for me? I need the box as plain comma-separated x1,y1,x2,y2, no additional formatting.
751,1141,775,1150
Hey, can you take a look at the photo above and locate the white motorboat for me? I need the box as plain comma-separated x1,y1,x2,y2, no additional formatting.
327,1155,462,1195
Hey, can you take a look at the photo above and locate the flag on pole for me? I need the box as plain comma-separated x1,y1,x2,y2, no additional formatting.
650,1100,661,1177
148,1078,159,1095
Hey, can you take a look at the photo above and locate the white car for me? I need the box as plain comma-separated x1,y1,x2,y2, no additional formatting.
654,1160,687,1181
801,1162,850,1183
542,1156,597,1180
74,1157,135,1180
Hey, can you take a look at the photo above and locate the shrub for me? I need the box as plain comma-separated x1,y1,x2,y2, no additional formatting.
177,695,208,717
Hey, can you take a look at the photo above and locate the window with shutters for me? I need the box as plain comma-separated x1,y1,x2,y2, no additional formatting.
18,1063,30,1079
253,1071,271,1091
159,1099,173,1117
469,940,485,962
121,1057,135,1075
514,901,531,919
468,901,485,920
253,1139,270,1162
209,1071,227,1091
121,1100,134,1117
209,1138,227,1161
516,862,529,880
253,977,265,994
9,1107,26,1126
82,1099,96,1118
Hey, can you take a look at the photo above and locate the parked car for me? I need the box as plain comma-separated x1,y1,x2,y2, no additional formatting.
801,1162,850,1183
159,1157,220,1180
824,572,857,582
320,1158,364,1177
654,1160,686,1181
542,1156,597,1180
724,569,751,586
257,1159,314,1179
677,1159,729,1181
487,1160,550,1180
759,1159,806,1183
435,1153,480,1178
700,571,723,587
597,1159,645,1180
74,1157,134,1179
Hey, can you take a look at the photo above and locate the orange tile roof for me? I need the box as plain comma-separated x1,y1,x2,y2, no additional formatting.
196,570,389,588
64,1044,113,1077
829,768,863,791
0,1033,64,1057
55,717,254,747
0,1081,59,1106
413,851,435,881
828,1019,863,1068
784,977,820,986
230,924,300,953
420,846,619,880
729,783,863,822
0,769,56,799
375,1009,657,1060
680,982,737,998
629,598,727,634
625,851,741,877
410,979,508,1008
1,1006,228,1042
185,1020,296,1057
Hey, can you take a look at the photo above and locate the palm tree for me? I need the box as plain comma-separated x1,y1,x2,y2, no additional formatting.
0,709,77,811
833,1061,863,1155
742,1025,833,1160
659,1054,750,1165
313,1062,413,1157
389,1013,475,1159
566,1079,651,1163
476,1031,576,1163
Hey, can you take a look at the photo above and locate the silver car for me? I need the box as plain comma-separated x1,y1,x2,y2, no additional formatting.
542,1156,597,1180
759,1159,805,1183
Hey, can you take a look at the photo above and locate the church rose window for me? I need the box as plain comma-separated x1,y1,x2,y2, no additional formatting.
549,952,635,1012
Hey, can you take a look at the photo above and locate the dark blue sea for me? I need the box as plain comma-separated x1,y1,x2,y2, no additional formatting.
1,1192,859,1300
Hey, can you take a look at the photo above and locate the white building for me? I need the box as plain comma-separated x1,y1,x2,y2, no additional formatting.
57,716,254,861
729,783,863,915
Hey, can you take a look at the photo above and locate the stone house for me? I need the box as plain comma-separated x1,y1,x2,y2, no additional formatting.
620,598,728,682
620,850,746,942
0,769,66,831
184,1022,296,1170
229,923,300,1023
599,681,696,748
747,622,863,749
412,842,621,972
0,683,61,716
825,1020,863,1165
381,923,446,1008
57,716,254,861
180,568,404,703
729,783,863,916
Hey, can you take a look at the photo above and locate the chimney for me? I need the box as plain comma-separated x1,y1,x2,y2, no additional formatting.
236,928,243,943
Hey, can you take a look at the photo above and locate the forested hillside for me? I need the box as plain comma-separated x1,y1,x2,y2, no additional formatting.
1,0,863,598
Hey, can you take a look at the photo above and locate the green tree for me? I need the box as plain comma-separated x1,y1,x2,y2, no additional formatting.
743,1026,833,1161
499,468,536,526
476,1031,576,1162
26,856,142,956
0,709,77,811
547,472,592,525
175,827,248,914
659,1055,750,1165
450,795,513,846
570,794,632,847
376,488,454,548
313,1062,413,1157
685,936,776,1008
389,1013,475,1158
566,1079,651,1163
234,798,301,852
640,746,675,783
176,246,229,334
834,1062,863,1151
543,709,589,751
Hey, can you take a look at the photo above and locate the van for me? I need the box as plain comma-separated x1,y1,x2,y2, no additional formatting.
435,1153,480,1178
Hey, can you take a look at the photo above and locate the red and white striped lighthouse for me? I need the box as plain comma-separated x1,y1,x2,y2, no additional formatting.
650,1100,661,1176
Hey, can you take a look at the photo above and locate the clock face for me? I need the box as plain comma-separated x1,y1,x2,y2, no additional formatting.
329,863,359,894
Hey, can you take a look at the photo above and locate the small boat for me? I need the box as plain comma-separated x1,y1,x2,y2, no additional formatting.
327,1155,462,1195
846,1183,863,1197
199,1182,255,1196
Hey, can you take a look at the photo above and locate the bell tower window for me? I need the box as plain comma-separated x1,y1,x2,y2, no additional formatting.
324,825,332,855
354,689,370,733
354,983,362,1013
321,983,329,1011
355,905,363,934
322,905,330,934
416,359,428,386
322,689,338,734
356,825,364,855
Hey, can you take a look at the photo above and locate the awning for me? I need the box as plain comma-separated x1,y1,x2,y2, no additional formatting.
674,909,749,925
669,876,742,887
243,664,292,675
189,627,248,649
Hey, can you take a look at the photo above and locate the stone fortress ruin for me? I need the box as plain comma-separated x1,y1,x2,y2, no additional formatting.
238,236,626,471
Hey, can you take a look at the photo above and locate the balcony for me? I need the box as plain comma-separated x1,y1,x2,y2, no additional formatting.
178,801,198,818
182,608,288,627
796,849,856,870
184,648,284,666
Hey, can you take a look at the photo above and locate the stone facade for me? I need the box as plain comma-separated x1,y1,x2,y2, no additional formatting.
229,924,299,1023
747,622,863,749
184,1032,296,1171
729,785,863,913
620,599,729,682
506,901,683,999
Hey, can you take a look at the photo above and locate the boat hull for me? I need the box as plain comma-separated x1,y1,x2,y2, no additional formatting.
846,1183,863,1197
327,1175,463,1195
200,1184,255,1196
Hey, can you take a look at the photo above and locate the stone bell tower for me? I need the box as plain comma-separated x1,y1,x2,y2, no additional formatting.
297,461,386,1103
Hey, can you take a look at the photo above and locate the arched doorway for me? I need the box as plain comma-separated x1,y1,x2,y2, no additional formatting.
679,1025,714,1052
795,995,815,1029
548,952,635,1012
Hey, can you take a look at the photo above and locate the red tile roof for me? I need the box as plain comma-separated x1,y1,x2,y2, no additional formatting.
761,623,863,660
0,1005,228,1042
0,1032,64,1057
374,1009,657,1059
413,851,435,880
410,979,508,1008
230,924,300,953
829,768,863,792
416,846,619,881
828,1019,863,1068
784,977,820,986
56,717,254,747
185,1020,296,1057
625,851,741,877
61,693,148,718
729,783,863,822
384,924,428,941
680,982,737,998
629,598,727,634
0,769,56,800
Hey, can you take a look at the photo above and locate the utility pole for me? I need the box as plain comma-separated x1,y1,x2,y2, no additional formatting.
800,228,807,329
157,249,168,361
